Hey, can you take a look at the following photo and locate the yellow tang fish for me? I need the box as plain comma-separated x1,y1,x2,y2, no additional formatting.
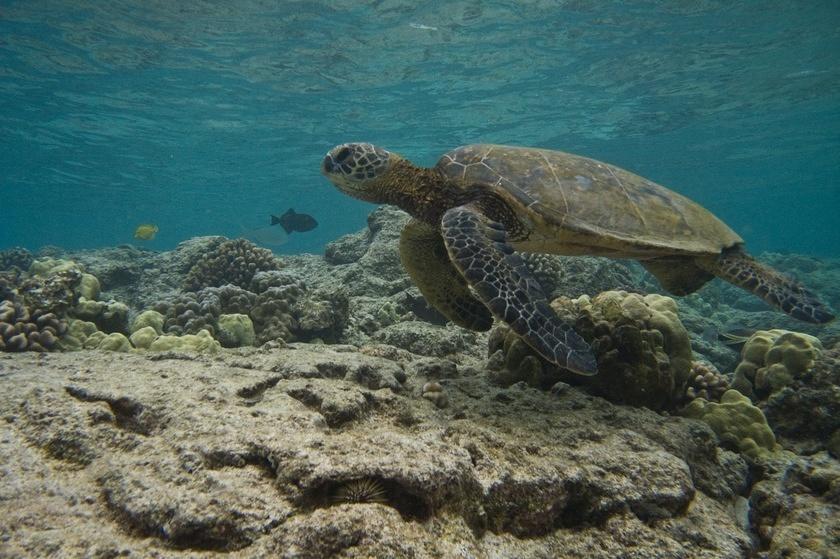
134,224,159,240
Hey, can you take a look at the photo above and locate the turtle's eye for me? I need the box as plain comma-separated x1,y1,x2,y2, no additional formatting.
335,147,352,163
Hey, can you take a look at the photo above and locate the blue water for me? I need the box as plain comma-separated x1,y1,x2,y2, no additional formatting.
2,1,839,256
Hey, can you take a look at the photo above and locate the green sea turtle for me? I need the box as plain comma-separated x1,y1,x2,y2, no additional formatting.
321,143,835,376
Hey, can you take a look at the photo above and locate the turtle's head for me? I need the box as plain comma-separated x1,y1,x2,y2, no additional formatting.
321,143,399,202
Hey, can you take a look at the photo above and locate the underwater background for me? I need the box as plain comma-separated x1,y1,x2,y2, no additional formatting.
1,0,839,257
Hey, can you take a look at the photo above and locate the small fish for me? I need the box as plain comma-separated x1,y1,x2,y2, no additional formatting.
133,224,159,240
239,224,287,247
271,209,318,234
718,328,757,350
409,22,438,31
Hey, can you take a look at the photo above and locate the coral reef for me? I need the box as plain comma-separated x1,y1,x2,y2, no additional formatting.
94,332,132,352
183,238,281,292
217,313,256,348
77,273,100,301
130,310,165,335
755,341,840,455
129,326,158,349
372,320,483,360
732,329,823,400
682,389,781,460
0,300,66,352
17,267,82,314
61,237,225,310
321,206,411,297
151,273,347,346
684,360,730,403
488,290,693,410
148,329,221,353
248,285,300,343
0,247,33,271
28,257,79,277
0,261,84,352
1,207,838,556
70,299,129,334
521,253,642,299
154,291,222,337
60,319,98,350
749,451,840,556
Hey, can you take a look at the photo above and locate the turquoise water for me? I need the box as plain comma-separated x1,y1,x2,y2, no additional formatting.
2,1,838,256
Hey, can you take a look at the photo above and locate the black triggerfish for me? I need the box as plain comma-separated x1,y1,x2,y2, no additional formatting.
271,209,318,234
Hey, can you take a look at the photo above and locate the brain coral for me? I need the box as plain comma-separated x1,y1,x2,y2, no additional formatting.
488,290,692,410
183,238,281,291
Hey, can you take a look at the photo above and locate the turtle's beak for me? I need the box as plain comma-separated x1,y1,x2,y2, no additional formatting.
321,153,337,175
321,154,334,174
321,145,354,177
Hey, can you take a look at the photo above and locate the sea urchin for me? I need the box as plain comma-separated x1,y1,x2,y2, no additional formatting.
331,478,387,504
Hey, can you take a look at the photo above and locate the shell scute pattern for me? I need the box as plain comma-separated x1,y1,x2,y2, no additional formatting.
436,144,742,256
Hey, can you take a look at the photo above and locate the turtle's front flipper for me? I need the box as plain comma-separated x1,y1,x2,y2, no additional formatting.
699,248,835,324
399,218,493,331
441,204,597,376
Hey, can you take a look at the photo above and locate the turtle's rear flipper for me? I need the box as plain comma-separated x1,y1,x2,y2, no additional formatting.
399,218,493,331
700,248,835,324
441,204,597,376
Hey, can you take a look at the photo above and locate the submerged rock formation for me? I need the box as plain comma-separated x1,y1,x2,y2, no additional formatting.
2,347,757,558
1,207,839,557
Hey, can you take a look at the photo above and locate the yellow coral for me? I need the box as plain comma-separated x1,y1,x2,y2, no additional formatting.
28,258,81,276
129,326,158,349
96,333,131,352
131,310,165,335
732,330,822,398
683,389,780,460
148,329,221,354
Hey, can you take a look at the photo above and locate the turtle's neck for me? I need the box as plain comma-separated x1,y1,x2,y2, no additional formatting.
378,159,475,225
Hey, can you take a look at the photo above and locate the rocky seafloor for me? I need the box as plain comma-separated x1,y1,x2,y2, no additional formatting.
1,206,839,558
